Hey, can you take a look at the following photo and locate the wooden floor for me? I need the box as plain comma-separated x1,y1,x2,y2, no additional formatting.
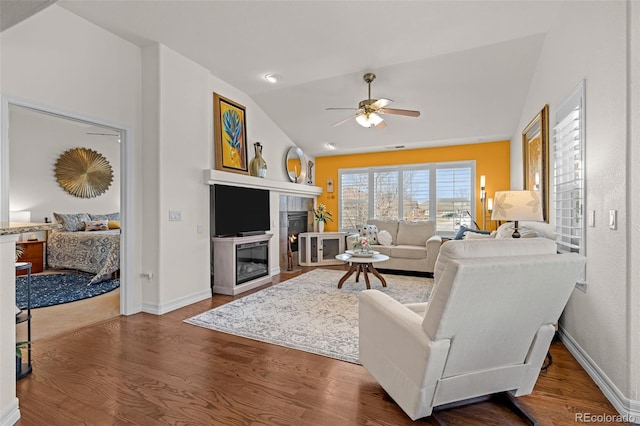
15,266,626,425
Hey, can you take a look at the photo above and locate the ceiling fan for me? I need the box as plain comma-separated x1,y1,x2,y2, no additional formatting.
327,73,420,129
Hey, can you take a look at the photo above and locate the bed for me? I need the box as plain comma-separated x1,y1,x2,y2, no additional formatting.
47,212,121,284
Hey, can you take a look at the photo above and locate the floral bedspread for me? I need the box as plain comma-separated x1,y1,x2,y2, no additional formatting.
47,230,120,284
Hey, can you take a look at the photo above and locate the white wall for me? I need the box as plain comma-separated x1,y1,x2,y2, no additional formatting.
9,108,121,226
510,0,638,415
0,6,142,424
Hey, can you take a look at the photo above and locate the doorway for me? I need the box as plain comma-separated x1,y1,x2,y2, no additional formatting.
3,98,132,338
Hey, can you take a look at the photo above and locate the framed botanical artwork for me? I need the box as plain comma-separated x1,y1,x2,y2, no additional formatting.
214,93,249,175
522,104,549,222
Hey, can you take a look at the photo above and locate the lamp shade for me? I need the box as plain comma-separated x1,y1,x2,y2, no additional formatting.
491,190,543,222
9,210,31,223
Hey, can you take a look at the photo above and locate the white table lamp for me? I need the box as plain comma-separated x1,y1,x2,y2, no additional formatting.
491,191,543,238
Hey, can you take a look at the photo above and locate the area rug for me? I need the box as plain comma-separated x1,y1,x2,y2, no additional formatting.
184,268,433,364
15,272,120,309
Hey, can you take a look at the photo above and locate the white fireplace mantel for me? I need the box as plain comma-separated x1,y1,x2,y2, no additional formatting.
203,169,322,197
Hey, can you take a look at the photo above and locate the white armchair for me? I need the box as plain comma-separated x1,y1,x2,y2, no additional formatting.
358,238,586,421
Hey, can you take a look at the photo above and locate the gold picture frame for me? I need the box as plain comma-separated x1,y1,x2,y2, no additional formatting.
522,104,549,222
213,93,249,175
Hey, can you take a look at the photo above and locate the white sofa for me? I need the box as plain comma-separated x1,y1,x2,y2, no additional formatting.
346,219,443,274
359,238,586,421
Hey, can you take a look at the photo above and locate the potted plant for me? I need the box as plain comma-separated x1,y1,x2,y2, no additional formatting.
16,341,29,376
352,236,371,254
313,203,333,232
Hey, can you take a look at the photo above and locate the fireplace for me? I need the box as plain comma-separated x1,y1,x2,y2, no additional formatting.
236,240,269,285
287,211,308,252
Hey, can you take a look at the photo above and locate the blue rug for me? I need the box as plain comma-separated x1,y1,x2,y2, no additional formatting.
16,272,119,309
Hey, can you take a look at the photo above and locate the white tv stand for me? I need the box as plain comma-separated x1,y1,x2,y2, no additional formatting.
212,233,273,295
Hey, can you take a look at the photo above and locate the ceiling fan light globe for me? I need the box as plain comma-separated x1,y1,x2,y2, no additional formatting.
369,113,383,126
356,114,374,128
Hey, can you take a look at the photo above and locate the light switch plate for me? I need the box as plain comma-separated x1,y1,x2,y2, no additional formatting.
169,210,182,221
588,210,595,227
609,210,617,230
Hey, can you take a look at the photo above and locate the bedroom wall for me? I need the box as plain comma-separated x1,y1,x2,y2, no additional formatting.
9,108,121,232
508,0,638,414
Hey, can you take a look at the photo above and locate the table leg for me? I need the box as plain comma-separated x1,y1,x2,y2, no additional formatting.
338,263,358,289
369,263,387,287
355,264,361,282
363,264,371,289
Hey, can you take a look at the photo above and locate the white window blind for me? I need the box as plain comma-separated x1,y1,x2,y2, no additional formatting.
339,161,474,233
553,80,586,269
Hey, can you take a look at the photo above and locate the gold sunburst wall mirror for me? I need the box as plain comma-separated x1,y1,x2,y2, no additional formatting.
55,147,114,198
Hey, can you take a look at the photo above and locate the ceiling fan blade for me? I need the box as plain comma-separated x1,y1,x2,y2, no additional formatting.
371,98,393,109
332,114,357,127
326,107,358,111
375,120,387,129
381,108,421,117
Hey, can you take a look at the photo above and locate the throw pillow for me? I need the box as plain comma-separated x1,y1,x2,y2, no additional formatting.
377,230,392,246
108,220,121,230
85,219,109,231
463,231,494,240
358,224,379,244
53,212,91,232
454,225,491,240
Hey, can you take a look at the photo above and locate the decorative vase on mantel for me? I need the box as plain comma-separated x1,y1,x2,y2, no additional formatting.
249,142,267,178
318,221,325,233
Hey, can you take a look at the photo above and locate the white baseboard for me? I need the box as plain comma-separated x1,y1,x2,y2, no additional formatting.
0,399,20,426
559,327,640,423
142,288,212,315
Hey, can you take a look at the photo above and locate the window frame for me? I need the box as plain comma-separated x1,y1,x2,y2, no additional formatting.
338,160,476,236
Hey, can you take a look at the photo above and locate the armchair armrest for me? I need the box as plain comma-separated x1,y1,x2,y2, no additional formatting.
425,234,443,272
359,290,450,418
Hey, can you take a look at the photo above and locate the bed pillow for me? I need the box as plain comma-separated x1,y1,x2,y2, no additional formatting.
85,220,109,231
89,212,120,221
53,213,91,232
108,220,121,230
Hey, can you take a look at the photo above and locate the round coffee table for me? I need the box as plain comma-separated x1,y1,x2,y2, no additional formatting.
334,252,390,289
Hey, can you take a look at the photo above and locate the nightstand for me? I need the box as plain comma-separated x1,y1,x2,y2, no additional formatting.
16,240,46,275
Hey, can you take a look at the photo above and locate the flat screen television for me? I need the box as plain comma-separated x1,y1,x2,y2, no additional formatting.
212,184,270,237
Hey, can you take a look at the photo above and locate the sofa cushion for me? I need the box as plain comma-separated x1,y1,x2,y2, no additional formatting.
377,230,393,246
358,224,379,244
463,232,493,240
390,245,427,259
368,219,399,244
396,221,435,246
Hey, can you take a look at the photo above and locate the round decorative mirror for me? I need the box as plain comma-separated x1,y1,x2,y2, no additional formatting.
284,146,307,183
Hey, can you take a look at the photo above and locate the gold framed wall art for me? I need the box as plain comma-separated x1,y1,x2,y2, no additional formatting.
213,93,249,175
522,104,549,222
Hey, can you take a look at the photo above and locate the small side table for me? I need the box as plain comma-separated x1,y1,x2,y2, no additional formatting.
15,262,33,379
335,253,390,289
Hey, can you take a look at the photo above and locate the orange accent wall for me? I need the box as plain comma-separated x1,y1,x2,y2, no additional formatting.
314,140,510,232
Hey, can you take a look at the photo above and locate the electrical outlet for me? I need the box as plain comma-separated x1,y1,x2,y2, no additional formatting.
169,210,182,221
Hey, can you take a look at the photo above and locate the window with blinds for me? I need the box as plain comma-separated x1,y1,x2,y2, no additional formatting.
339,161,474,233
553,80,586,279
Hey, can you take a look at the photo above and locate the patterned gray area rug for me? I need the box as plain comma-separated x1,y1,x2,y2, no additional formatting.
184,268,433,364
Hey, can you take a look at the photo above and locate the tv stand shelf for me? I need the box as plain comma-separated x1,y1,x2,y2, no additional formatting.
212,234,273,296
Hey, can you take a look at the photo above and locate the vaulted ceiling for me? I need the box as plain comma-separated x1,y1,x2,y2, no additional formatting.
6,1,567,157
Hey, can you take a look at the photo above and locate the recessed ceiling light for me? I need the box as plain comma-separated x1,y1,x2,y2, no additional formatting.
326,142,337,150
264,73,281,83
